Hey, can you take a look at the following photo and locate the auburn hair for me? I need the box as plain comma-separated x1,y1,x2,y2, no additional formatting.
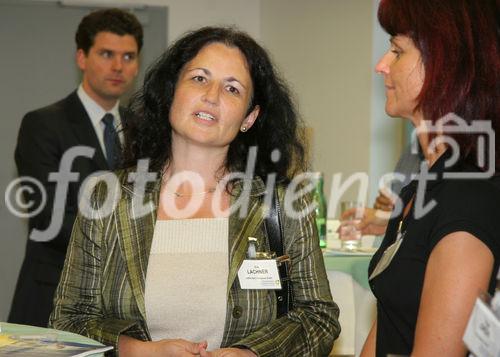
378,0,499,171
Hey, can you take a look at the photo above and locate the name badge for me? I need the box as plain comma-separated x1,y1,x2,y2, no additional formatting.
463,297,500,356
369,237,403,281
238,259,282,290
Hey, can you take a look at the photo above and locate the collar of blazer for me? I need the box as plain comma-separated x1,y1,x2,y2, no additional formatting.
114,169,268,322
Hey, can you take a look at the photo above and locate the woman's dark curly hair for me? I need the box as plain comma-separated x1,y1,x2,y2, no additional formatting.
122,26,307,182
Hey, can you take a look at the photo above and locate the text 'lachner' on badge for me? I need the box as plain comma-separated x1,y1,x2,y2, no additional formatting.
237,259,282,290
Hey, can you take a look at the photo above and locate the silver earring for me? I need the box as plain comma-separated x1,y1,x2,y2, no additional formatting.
241,126,247,132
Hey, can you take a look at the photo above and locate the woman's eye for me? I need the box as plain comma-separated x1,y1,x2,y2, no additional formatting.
226,86,240,95
193,76,206,83
390,48,402,58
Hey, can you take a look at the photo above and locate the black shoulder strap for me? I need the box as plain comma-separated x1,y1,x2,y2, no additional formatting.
264,187,293,318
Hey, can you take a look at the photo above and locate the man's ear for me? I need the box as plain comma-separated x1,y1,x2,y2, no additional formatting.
76,49,87,71
242,105,260,131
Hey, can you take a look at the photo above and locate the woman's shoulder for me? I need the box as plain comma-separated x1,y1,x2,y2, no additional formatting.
429,175,500,249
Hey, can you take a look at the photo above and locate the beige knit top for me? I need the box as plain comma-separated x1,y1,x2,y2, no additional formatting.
145,218,229,349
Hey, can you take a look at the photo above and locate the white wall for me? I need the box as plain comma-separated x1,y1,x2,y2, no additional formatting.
260,0,375,215
368,0,403,201
155,0,261,42
56,0,261,42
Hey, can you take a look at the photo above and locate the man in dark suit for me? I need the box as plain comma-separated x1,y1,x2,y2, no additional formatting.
8,8,143,327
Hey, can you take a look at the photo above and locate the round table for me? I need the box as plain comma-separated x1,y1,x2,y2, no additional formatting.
324,252,372,289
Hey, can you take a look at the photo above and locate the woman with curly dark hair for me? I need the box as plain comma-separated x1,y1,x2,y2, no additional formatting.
50,26,340,357
122,27,305,181
361,0,499,356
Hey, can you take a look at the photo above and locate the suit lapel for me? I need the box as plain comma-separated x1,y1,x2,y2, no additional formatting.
227,179,266,295
116,182,159,321
64,92,108,170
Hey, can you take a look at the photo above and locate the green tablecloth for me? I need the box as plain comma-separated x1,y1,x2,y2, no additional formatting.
323,252,372,290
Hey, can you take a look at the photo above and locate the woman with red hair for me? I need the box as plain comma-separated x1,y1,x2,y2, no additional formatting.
362,0,499,356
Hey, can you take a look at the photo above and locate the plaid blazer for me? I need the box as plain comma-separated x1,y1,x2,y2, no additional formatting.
49,171,340,356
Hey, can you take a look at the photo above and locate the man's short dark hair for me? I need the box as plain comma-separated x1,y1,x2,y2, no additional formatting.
75,8,143,54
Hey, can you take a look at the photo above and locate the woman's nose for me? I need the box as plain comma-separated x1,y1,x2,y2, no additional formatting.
202,83,220,105
375,52,391,74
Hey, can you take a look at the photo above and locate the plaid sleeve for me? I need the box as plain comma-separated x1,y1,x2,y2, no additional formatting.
48,184,139,353
231,190,341,356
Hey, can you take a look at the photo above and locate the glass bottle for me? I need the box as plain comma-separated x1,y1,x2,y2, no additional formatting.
312,172,327,249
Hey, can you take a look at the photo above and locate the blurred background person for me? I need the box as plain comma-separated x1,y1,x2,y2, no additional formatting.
360,0,499,356
341,143,423,236
9,8,143,327
50,26,340,356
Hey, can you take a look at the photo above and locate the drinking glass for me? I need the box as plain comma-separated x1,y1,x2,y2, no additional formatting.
339,201,363,251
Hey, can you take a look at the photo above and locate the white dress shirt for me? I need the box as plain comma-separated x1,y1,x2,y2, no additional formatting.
77,84,123,160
